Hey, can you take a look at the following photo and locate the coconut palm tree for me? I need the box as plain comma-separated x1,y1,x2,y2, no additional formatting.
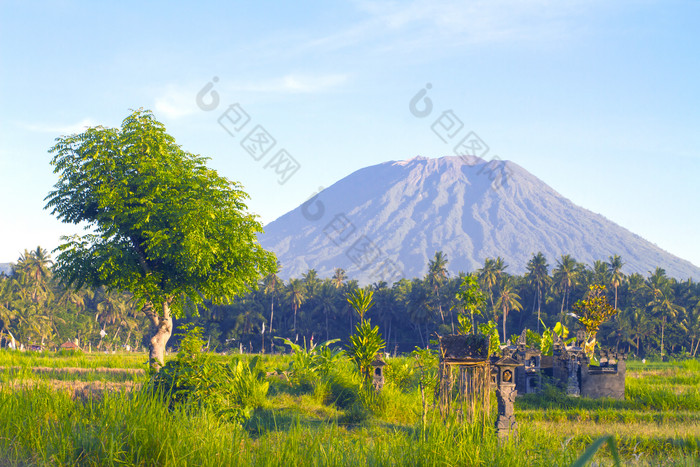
478,258,498,316
406,279,432,347
262,272,282,334
607,255,626,310
331,268,346,289
496,278,522,342
553,255,579,321
426,251,449,326
645,269,684,359
593,260,610,286
0,276,18,347
287,279,306,333
302,269,321,295
316,282,337,341
525,252,550,332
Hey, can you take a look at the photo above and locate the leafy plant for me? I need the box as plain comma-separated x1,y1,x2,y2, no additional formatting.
346,289,374,323
454,275,486,334
147,326,268,424
276,337,343,390
412,347,439,427
345,289,385,384
538,319,575,356
477,321,500,356
347,320,385,383
572,284,618,361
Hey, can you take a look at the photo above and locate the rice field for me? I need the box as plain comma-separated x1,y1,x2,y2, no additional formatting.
0,351,697,466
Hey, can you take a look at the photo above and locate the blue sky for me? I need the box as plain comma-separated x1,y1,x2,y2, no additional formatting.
1,0,698,273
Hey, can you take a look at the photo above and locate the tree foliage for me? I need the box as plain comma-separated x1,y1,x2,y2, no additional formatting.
45,109,275,313
43,109,276,366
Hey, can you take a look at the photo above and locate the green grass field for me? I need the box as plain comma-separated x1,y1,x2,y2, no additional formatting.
0,351,698,466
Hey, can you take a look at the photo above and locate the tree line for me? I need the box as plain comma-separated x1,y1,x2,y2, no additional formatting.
1,248,699,359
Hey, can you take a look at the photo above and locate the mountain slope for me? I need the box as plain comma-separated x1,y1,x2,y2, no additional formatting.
259,156,700,283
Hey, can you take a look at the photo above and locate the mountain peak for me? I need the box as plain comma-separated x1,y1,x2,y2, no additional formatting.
260,156,699,283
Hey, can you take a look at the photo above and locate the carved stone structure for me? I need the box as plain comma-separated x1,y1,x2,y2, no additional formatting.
371,354,386,391
513,329,542,394
551,331,584,396
493,356,521,441
537,329,626,400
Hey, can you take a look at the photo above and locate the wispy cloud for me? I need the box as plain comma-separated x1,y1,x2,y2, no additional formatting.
230,73,350,94
151,73,350,120
302,0,603,54
154,85,199,119
21,118,98,135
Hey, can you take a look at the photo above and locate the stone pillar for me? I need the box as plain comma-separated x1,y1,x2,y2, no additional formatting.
494,357,521,442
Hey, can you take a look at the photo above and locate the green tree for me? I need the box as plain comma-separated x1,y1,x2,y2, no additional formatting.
454,274,486,334
525,252,550,332
331,268,347,289
426,251,449,326
287,278,307,333
262,272,282,335
44,109,276,368
495,278,522,342
645,269,684,359
607,255,626,310
553,254,579,321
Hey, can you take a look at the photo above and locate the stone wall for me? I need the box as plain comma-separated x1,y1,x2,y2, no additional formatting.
580,360,626,400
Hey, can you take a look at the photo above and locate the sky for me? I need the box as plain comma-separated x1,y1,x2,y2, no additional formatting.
1,0,699,272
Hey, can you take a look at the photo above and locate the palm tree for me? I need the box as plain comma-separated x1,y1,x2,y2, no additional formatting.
406,279,432,347
496,278,522,342
478,258,498,315
607,255,626,310
0,276,18,347
302,269,321,295
687,299,700,357
593,260,610,286
316,282,337,341
646,269,684,359
525,252,550,332
287,279,306,332
262,273,282,334
331,268,347,289
426,251,449,327
14,247,53,303
553,255,579,321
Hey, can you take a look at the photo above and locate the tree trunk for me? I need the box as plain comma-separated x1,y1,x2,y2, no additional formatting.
536,288,542,333
660,317,665,361
560,287,566,322
293,305,297,332
269,296,274,335
144,300,173,370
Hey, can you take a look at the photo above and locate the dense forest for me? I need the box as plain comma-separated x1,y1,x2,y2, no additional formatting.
1,247,699,359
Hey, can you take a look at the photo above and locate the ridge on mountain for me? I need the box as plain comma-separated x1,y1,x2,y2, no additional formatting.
260,156,700,283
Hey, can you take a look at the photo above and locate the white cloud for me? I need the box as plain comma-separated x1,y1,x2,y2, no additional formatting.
154,84,200,119
304,0,607,54
22,118,98,135
230,73,350,94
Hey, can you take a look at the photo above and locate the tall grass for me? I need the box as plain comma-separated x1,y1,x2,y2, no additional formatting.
0,352,698,465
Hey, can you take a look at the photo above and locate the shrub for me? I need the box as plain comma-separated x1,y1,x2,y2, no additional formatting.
147,326,268,424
